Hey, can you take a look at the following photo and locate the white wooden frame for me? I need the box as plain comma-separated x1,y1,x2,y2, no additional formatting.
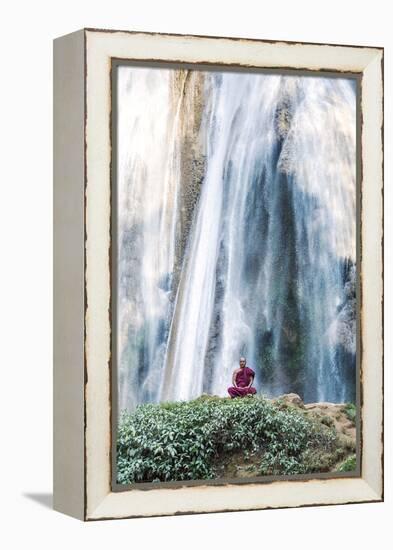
53,28,383,521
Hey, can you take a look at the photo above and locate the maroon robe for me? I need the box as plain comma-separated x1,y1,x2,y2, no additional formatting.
228,366,257,398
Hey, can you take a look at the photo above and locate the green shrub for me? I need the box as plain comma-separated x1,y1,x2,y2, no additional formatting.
338,455,356,472
343,403,356,423
117,396,343,484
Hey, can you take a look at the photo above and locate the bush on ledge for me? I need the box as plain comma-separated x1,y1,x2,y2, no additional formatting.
117,395,355,484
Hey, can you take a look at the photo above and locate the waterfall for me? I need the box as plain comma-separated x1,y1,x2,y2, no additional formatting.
117,67,357,410
117,66,185,409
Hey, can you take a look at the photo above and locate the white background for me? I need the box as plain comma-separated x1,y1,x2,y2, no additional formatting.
1,1,391,548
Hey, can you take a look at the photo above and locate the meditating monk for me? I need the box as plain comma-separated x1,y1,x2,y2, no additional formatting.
227,357,257,398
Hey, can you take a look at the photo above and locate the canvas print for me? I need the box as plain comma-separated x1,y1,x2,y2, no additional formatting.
114,64,358,485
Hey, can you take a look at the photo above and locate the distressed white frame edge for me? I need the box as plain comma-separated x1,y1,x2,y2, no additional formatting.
54,29,85,520
79,29,382,520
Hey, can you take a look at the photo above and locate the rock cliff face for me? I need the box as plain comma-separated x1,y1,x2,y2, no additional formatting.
273,393,356,443
172,70,207,291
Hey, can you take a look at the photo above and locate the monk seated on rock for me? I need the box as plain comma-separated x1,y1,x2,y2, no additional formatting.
228,357,257,398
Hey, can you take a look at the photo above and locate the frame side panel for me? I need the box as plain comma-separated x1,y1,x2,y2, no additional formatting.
360,52,384,498
53,29,85,520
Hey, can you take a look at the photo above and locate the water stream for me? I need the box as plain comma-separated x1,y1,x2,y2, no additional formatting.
117,67,357,410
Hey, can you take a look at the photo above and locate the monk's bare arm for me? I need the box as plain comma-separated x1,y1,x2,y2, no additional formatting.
232,369,240,387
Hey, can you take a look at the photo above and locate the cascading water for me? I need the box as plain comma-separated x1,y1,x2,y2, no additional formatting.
117,67,186,408
117,67,357,411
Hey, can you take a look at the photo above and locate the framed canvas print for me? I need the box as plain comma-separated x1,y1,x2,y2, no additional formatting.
53,28,384,521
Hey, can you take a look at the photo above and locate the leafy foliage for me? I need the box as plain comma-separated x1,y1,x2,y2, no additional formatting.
117,396,346,484
343,403,356,423
338,454,356,472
